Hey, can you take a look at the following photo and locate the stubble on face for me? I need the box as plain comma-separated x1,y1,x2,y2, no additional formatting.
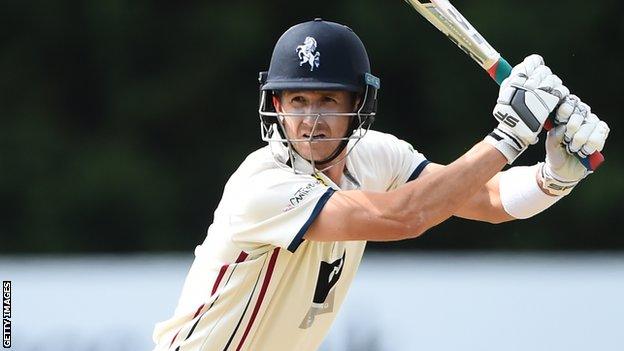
275,90,357,162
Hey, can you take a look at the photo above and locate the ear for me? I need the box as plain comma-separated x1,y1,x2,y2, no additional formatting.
272,95,282,112
354,93,362,110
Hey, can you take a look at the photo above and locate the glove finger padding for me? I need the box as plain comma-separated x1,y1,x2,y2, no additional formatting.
511,54,545,77
574,116,609,157
567,122,596,155
562,106,598,152
555,95,579,124
523,65,552,90
539,74,569,100
588,120,610,153
563,112,585,143
577,100,591,117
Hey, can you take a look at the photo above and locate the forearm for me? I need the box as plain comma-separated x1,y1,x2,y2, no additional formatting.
386,141,507,237
453,172,515,224
454,164,561,223
421,164,515,224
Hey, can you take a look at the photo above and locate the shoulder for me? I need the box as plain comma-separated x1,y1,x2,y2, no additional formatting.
234,146,278,177
223,145,292,190
350,129,420,164
347,130,429,190
358,129,405,147
222,147,330,221
233,146,311,191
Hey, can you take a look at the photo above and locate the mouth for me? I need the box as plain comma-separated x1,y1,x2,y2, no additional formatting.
302,133,327,140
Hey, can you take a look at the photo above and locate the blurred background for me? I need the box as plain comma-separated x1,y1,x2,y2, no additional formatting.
1,0,623,350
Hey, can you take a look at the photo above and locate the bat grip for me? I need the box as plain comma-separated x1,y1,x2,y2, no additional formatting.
488,57,604,171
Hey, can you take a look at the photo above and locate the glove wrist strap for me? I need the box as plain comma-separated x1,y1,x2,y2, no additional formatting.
539,162,578,196
484,129,527,164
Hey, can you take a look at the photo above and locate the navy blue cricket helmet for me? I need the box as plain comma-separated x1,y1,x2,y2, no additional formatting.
261,18,379,92
258,18,381,169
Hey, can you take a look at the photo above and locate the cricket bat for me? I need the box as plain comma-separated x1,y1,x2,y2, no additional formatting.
403,0,604,171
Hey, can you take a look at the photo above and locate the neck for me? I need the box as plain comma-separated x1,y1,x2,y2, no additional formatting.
318,158,347,185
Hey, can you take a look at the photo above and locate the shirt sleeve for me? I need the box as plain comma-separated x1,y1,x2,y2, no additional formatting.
227,169,335,253
360,131,430,191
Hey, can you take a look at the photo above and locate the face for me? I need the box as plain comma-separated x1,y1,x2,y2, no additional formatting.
273,90,357,163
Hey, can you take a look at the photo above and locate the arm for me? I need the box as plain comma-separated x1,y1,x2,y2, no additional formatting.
305,141,507,242
306,55,566,243
418,163,515,224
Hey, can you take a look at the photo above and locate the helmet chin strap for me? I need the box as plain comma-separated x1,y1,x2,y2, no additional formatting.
309,138,349,165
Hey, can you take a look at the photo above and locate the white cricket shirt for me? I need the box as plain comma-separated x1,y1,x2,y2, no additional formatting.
152,130,429,351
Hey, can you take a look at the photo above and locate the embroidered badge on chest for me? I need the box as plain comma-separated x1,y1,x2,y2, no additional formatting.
296,36,320,71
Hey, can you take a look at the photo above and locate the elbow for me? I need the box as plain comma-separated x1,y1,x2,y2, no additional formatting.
382,207,429,240
377,191,437,241
486,217,506,224
392,222,427,240
401,211,430,238
485,212,516,224
403,225,428,239
383,223,427,241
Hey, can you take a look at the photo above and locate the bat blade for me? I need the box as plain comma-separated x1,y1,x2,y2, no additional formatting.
405,0,498,69
403,0,604,170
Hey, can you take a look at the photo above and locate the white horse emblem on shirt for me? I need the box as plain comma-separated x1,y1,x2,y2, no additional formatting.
296,37,320,71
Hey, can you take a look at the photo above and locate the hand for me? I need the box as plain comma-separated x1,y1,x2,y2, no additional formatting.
485,54,569,164
541,95,610,196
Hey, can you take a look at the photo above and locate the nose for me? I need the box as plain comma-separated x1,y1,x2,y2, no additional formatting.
300,113,322,130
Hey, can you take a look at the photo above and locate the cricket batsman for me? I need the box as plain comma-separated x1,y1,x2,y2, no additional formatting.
152,19,610,350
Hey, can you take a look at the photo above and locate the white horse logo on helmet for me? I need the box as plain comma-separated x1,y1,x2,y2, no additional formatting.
296,37,320,71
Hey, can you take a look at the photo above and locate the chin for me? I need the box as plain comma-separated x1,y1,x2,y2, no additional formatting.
293,147,333,162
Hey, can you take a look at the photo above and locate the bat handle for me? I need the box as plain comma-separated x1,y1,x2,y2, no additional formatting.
487,57,604,171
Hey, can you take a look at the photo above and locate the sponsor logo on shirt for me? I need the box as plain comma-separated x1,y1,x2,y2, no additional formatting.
283,180,322,212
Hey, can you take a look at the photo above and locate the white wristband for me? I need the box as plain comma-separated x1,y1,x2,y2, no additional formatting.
499,164,563,219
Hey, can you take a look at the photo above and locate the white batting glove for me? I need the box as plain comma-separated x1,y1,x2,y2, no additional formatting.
540,95,610,196
485,54,569,164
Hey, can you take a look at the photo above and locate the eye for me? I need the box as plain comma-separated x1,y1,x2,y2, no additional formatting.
322,96,338,104
290,96,306,104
